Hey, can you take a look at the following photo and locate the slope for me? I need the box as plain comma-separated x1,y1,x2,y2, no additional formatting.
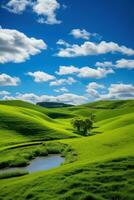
0,100,133,200
0,101,78,147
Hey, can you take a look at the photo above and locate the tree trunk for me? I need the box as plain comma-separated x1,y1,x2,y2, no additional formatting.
84,127,87,135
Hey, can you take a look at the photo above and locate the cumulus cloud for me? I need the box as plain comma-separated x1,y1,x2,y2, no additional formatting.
85,82,134,100
3,0,62,25
115,59,134,69
70,29,90,40
87,89,100,98
56,66,114,79
2,0,32,14
54,87,69,93
56,39,70,47
0,28,47,64
27,71,55,82
96,59,134,69
109,83,134,94
50,77,76,86
99,83,134,100
3,92,88,105
78,67,114,78
0,91,10,96
33,0,61,24
56,66,79,75
57,41,134,57
2,95,16,100
55,93,88,105
0,73,20,86
87,82,105,90
86,82,105,98
95,61,113,67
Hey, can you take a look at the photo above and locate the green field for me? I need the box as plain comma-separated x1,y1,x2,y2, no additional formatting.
0,99,134,200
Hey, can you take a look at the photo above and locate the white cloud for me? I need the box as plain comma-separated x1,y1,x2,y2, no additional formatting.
54,87,69,93
99,83,134,100
115,59,134,69
3,93,39,103
27,71,55,82
56,66,79,75
56,39,70,47
109,83,134,96
70,29,90,40
85,82,134,100
56,93,88,105
0,28,47,64
33,0,61,24
3,0,32,14
86,82,105,98
95,61,113,67
78,67,114,78
3,92,88,105
50,77,76,86
2,95,16,100
2,83,134,104
0,91,10,96
96,59,134,69
50,79,65,86
0,73,20,86
87,89,100,98
57,41,134,57
87,82,105,90
3,0,62,25
56,66,114,79
69,29,101,41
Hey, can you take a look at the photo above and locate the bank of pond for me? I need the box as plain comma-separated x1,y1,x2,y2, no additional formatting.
0,154,64,179
0,142,77,179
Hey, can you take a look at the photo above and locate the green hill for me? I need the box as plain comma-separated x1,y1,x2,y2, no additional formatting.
0,100,78,147
0,99,133,200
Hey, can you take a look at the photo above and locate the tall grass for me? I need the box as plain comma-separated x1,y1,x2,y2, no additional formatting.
0,170,28,179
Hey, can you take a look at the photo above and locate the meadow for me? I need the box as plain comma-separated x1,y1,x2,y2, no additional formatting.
0,99,133,200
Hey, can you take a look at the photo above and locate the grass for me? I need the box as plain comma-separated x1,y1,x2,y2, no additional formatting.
0,170,28,179
0,157,133,200
0,102,78,148
0,142,76,169
0,99,133,200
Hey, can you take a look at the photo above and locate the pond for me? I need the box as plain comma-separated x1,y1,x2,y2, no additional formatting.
0,154,64,174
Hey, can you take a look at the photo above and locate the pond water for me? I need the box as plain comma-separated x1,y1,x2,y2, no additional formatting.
0,154,64,174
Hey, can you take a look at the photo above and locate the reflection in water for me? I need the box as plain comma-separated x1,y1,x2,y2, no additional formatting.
0,154,64,174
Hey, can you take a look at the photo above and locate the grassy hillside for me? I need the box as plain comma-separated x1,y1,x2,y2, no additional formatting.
0,99,133,200
0,101,78,147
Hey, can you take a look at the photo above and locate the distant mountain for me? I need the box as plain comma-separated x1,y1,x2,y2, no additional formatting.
36,101,74,108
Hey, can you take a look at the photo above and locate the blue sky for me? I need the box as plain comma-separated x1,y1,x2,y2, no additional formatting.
0,0,134,104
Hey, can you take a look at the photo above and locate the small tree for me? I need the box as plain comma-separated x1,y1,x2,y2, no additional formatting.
71,118,81,132
71,117,93,136
81,118,93,136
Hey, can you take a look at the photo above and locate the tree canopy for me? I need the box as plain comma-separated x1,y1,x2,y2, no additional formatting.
71,115,94,136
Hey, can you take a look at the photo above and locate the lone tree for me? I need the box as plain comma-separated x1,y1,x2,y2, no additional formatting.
71,117,94,136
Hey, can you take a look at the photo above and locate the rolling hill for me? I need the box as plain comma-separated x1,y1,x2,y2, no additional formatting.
0,100,78,148
0,99,133,200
